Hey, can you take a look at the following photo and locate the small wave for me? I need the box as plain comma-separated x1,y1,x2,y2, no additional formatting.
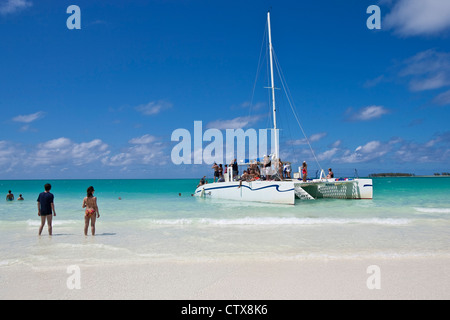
26,219,79,226
54,243,126,252
146,217,411,226
0,259,20,266
285,251,450,261
414,207,450,214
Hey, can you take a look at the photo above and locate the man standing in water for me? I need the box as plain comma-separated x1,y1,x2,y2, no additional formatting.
37,183,56,236
6,190,14,201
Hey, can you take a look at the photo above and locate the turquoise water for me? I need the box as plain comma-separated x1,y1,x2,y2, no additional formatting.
1,177,450,267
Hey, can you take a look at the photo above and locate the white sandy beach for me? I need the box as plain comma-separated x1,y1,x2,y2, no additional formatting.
2,179,450,301
1,257,449,300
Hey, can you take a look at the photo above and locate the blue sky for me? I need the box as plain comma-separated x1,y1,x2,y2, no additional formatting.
1,0,450,179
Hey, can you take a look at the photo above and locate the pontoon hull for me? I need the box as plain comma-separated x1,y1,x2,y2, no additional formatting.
194,178,373,205
296,178,373,200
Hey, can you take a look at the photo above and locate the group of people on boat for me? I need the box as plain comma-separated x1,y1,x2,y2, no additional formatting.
203,156,295,185
211,159,239,183
197,158,335,187
240,157,291,182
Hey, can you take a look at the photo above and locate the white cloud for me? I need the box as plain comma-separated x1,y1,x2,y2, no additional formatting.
394,132,450,163
346,105,390,121
409,73,450,92
401,50,450,77
317,147,339,162
433,90,450,106
363,75,386,88
206,114,265,130
135,100,172,116
239,101,266,110
12,111,44,123
288,132,327,146
0,0,32,15
312,132,450,166
314,139,400,164
366,50,450,104
399,49,450,93
129,134,157,144
71,139,109,165
339,140,392,163
32,137,110,166
41,137,71,150
103,152,133,167
0,141,24,170
384,0,450,37
330,140,342,148
102,135,167,167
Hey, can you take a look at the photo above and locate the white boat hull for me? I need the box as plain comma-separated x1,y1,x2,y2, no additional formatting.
194,180,296,205
194,178,373,205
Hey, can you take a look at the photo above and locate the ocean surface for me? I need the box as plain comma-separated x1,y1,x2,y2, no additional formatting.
1,177,450,268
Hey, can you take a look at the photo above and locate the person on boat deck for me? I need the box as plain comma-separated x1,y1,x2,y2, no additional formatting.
218,164,223,179
327,168,334,179
197,176,207,188
212,162,219,182
302,161,308,182
255,164,260,177
231,159,238,179
284,162,291,179
248,168,255,180
278,159,283,180
238,170,250,188
249,161,257,173
250,170,261,181
263,155,271,180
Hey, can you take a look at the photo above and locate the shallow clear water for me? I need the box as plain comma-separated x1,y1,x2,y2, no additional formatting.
1,177,450,267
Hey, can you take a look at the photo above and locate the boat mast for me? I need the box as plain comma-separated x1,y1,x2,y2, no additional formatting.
267,11,279,160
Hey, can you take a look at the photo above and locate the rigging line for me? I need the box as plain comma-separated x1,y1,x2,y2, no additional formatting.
271,48,323,172
248,19,268,119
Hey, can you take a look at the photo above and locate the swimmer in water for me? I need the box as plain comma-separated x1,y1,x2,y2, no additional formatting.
6,190,14,201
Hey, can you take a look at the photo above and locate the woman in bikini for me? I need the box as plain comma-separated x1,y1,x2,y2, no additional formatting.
82,186,100,236
302,161,308,182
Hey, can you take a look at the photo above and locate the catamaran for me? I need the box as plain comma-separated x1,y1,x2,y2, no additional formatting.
194,11,373,205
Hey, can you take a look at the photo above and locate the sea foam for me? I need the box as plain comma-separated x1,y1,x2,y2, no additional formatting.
144,217,411,226
414,207,450,214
